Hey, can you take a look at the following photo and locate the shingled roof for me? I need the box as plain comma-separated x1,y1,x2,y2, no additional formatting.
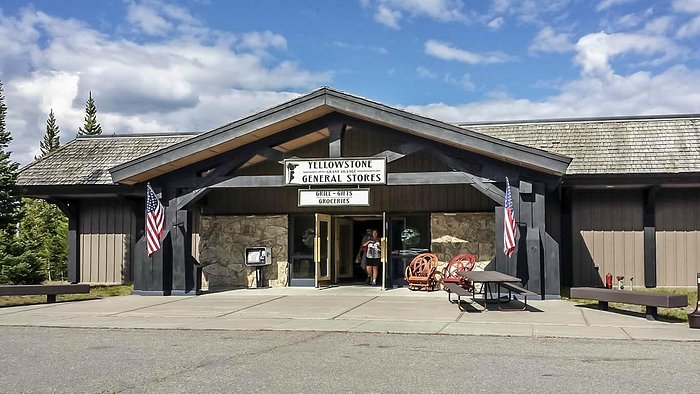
18,134,197,186
460,115,700,175
17,113,700,188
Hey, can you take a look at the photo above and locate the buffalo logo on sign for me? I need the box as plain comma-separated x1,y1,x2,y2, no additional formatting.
286,162,299,183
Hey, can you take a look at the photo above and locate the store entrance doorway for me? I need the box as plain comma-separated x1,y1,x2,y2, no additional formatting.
288,214,384,287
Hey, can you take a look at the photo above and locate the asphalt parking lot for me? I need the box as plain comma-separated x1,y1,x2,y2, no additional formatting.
1,326,697,393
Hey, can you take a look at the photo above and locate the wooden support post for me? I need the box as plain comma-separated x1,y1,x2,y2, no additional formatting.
494,206,506,273
543,231,560,298
643,186,659,288
526,227,541,295
510,182,521,278
171,209,197,295
133,187,173,295
544,187,562,298
328,120,345,158
52,200,80,283
560,187,573,288
533,183,546,297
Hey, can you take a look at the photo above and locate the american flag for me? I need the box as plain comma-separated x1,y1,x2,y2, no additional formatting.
503,177,517,257
146,184,164,256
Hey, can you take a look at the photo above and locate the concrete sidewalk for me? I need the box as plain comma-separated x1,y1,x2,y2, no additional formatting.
1,286,698,341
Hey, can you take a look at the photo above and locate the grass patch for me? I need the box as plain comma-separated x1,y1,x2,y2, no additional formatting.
0,284,133,307
562,286,697,322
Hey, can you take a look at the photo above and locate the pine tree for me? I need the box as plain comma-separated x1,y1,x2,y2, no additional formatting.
17,198,67,281
38,109,60,158
77,91,102,136
0,80,22,235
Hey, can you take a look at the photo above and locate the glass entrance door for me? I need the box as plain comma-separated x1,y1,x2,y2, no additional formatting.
315,213,332,288
290,215,315,287
335,217,354,281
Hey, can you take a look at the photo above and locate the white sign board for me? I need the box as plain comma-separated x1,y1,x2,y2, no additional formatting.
284,157,386,185
298,189,370,207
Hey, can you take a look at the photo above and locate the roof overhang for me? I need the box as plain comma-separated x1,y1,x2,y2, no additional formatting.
110,87,572,185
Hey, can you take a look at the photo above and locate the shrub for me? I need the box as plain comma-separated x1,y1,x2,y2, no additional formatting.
0,250,45,285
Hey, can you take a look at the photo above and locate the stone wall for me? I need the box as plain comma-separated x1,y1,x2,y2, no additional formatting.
199,215,288,289
430,213,495,270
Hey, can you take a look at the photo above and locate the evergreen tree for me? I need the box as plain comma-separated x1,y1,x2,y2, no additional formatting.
0,80,39,285
0,80,21,234
77,91,102,136
38,109,60,158
17,198,67,281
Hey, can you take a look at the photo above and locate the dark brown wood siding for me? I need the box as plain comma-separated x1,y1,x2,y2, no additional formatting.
79,199,136,284
571,189,644,287
656,188,700,286
234,123,451,176
203,184,496,216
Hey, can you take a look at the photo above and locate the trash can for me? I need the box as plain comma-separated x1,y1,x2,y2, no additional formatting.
689,273,700,329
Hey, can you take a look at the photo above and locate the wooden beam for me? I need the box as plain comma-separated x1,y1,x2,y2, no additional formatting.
372,142,424,163
433,149,505,205
210,175,285,188
387,172,492,186
203,171,495,190
155,114,343,189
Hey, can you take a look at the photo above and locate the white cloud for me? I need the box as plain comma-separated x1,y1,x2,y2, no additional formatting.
332,41,388,55
444,73,475,91
673,0,700,13
643,16,673,35
405,65,700,122
575,31,682,75
126,0,199,36
424,40,510,65
416,66,438,79
529,26,574,53
596,0,638,12
1,5,330,164
614,13,645,29
127,3,170,36
406,22,698,123
374,5,402,29
239,31,288,51
365,0,466,28
677,15,700,37
487,16,504,30
416,67,474,91
489,0,573,25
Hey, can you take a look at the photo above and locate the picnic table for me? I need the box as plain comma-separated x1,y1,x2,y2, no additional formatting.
456,270,536,310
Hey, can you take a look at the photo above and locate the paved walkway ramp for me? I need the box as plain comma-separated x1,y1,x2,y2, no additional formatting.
1,286,698,341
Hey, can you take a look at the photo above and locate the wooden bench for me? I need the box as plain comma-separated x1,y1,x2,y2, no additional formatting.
499,282,537,310
0,284,91,304
570,287,688,320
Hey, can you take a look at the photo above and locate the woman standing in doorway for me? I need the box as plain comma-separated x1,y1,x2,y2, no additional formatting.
363,229,381,286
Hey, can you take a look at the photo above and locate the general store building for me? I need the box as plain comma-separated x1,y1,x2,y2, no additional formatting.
18,88,700,297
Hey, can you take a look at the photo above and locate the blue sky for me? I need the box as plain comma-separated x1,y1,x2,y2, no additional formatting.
1,0,700,164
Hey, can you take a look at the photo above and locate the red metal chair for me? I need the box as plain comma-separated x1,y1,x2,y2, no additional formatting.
442,253,477,292
404,253,439,291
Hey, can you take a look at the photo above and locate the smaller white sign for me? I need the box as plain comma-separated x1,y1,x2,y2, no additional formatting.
298,189,370,207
